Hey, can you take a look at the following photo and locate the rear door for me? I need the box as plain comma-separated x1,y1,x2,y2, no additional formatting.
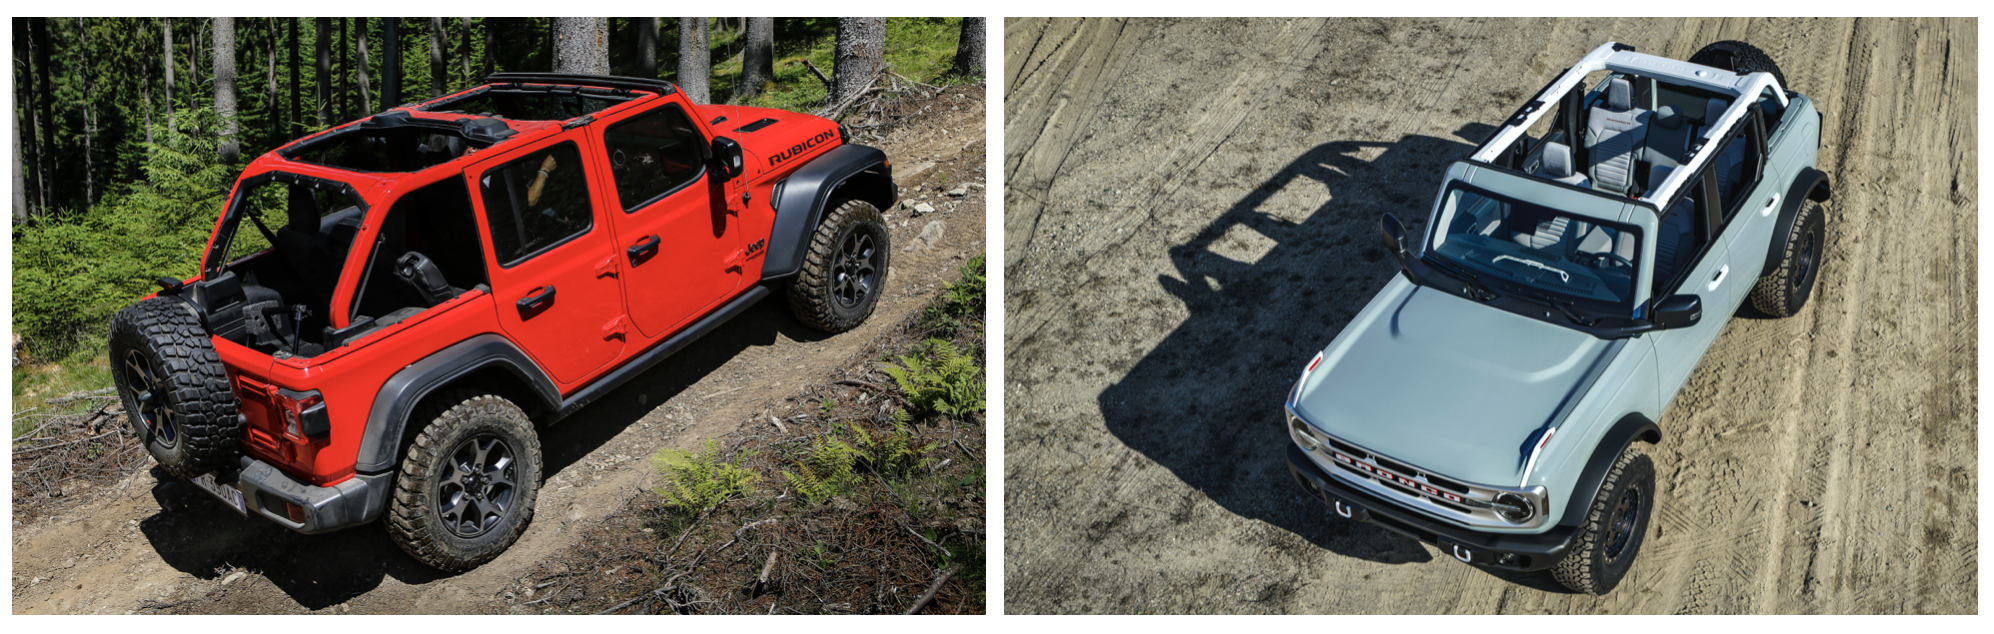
467,138,626,386
588,100,742,340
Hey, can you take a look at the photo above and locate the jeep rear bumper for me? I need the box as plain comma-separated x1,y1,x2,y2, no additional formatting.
1287,444,1575,572
231,458,394,534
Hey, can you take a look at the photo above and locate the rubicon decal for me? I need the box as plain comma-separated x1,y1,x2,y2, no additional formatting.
769,130,837,167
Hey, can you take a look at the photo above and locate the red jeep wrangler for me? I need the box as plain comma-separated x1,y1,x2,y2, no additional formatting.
108,73,895,570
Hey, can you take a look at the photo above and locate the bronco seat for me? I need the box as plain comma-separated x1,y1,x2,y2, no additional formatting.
1585,77,1651,197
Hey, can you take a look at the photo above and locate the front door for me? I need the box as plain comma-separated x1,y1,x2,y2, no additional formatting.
589,102,741,340
469,139,626,386
1650,172,1734,405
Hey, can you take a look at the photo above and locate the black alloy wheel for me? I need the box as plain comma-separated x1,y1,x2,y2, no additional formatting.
831,231,880,308
438,434,519,538
122,349,180,449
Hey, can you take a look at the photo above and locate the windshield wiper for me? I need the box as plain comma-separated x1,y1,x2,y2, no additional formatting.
1520,289,1599,327
1421,256,1500,301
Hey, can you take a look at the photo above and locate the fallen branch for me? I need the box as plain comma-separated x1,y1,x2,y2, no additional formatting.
902,564,961,615
902,523,951,558
800,59,833,91
13,429,124,455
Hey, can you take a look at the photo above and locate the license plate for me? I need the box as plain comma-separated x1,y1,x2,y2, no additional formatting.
191,473,249,516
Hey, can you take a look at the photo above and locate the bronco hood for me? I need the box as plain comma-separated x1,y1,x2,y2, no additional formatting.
1291,280,1624,487
694,105,841,179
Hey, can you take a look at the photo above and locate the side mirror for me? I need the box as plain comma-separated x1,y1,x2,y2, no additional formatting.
711,136,744,180
1379,213,1410,263
1652,294,1702,329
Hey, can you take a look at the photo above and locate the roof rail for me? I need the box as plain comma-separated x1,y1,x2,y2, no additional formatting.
481,72,678,96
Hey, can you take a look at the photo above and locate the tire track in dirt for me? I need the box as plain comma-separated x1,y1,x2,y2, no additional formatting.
1004,17,1974,614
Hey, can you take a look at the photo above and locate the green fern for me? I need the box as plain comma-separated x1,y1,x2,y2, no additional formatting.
882,339,986,418
782,435,861,504
652,439,760,512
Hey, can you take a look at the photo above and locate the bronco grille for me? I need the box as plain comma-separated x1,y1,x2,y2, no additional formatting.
1287,407,1550,529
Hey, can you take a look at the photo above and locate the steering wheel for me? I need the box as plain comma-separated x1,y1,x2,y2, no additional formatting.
1585,251,1635,270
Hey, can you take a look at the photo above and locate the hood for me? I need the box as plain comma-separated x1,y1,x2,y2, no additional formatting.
1292,281,1623,486
695,104,841,179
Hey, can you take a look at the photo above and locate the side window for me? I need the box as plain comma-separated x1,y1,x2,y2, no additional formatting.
1652,175,1712,296
479,142,595,267
1710,123,1753,212
602,105,706,211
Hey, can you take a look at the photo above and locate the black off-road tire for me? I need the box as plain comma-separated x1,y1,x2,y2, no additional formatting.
787,198,891,333
386,390,542,572
1750,199,1826,317
1689,40,1789,92
108,297,241,479
1553,444,1655,596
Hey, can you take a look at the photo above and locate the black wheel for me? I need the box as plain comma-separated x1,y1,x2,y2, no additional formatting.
787,198,891,333
386,390,542,572
1688,40,1789,92
1553,444,1654,595
108,297,241,479
1750,199,1826,317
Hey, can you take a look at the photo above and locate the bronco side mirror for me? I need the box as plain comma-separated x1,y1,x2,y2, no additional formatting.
1652,294,1702,329
711,136,744,180
1379,213,1410,265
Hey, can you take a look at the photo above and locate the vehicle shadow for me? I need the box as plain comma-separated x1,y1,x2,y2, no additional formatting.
137,295,818,610
1096,124,1509,569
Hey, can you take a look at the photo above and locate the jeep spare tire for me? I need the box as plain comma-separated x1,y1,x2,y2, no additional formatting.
1688,40,1789,91
109,297,243,479
787,198,892,333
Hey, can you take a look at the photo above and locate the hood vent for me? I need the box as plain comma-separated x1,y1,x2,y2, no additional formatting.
733,118,780,133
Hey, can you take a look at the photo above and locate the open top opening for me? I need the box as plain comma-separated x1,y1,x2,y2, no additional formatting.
419,84,640,120
280,113,514,173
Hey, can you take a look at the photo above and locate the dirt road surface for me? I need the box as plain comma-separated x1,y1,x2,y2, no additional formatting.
11,87,987,615
1003,18,1974,614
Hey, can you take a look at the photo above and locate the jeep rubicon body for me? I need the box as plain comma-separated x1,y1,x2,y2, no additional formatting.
1284,42,1831,594
109,73,895,570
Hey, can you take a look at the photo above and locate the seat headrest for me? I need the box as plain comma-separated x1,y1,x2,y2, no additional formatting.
1655,105,1683,130
1608,78,1633,111
1544,141,1575,178
1704,98,1729,125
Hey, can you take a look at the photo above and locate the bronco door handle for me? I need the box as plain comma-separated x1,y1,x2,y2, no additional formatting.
627,235,661,262
1707,265,1729,291
517,285,557,312
1761,193,1781,217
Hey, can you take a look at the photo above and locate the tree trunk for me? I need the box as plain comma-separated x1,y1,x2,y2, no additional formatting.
831,17,885,106
482,18,494,79
316,18,330,126
289,18,299,134
735,17,774,103
460,17,472,86
33,18,54,208
163,18,176,133
382,18,400,108
430,17,446,98
336,18,347,119
677,18,709,104
79,18,94,204
950,17,985,77
215,17,239,162
552,18,610,75
20,18,43,214
12,106,24,223
355,18,371,113
266,18,280,146
635,17,656,78
142,38,155,146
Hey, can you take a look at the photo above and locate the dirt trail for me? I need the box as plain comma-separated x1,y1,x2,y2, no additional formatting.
11,87,987,615
1003,18,1974,614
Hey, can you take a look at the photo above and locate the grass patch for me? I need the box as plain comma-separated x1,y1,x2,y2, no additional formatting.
709,18,969,113
13,356,116,437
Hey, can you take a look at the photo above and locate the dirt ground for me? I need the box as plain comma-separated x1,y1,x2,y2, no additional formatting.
10,85,987,615
1003,18,1974,614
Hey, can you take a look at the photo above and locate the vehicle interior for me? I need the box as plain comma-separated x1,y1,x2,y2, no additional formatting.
1434,185,1641,304
282,114,512,173
420,85,635,121
195,177,368,358
1495,72,1767,206
341,177,488,343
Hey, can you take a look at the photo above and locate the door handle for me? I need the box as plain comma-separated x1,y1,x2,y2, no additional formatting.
627,235,661,262
1706,265,1729,291
517,285,557,312
1760,193,1782,217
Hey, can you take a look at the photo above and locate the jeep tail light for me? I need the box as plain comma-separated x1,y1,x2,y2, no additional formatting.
275,388,330,441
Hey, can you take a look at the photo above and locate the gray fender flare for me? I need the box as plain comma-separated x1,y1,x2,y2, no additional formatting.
1557,413,1663,527
1759,167,1832,278
761,143,896,280
355,334,560,474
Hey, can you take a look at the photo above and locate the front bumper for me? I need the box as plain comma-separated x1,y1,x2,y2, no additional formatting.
1287,443,1575,571
225,458,394,534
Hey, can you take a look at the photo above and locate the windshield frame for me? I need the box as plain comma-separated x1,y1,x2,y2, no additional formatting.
1422,180,1648,316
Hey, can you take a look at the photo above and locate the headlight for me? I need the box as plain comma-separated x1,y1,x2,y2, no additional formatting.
1288,412,1322,451
1493,492,1534,522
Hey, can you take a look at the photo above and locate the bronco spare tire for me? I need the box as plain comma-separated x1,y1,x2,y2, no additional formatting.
109,297,242,479
1688,40,1789,91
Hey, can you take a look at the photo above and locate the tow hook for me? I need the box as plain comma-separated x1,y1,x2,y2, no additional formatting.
1333,500,1354,518
1452,545,1476,564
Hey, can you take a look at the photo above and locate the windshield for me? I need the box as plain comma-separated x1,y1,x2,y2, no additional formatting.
1427,184,1641,306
